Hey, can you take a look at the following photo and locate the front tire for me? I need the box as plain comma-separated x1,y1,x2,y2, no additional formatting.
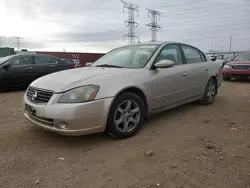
106,92,145,139
200,78,217,105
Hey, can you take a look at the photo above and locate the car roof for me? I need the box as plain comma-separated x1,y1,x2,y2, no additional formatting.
121,41,199,48
5,53,58,59
121,41,170,47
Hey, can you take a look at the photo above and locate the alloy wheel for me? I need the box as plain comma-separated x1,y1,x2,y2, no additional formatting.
207,82,216,102
114,100,141,133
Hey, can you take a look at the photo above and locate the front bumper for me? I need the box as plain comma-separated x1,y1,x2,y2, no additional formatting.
222,68,250,79
23,93,114,136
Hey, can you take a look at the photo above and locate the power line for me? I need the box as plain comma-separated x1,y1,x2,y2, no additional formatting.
163,14,250,26
146,8,162,42
162,21,250,31
164,1,250,13
163,25,250,34
163,0,203,8
162,3,250,18
180,36,250,41
162,13,250,27
121,0,140,44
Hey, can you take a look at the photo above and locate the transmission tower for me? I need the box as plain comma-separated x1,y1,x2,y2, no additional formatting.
146,8,162,42
121,0,140,44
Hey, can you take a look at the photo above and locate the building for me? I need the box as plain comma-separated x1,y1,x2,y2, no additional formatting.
0,47,15,57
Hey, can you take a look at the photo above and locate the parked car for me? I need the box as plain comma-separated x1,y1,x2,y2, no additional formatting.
0,53,76,90
23,42,222,139
222,51,250,81
61,58,81,68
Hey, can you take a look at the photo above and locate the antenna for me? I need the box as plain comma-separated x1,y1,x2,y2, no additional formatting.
146,8,162,42
121,0,140,44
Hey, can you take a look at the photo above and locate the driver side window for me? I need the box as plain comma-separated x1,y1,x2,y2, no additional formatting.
155,44,183,65
9,56,33,67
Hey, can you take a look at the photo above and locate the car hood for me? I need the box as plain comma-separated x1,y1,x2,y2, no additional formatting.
228,61,250,65
30,67,130,92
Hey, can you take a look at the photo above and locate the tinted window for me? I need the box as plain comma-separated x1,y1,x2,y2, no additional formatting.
182,45,203,64
9,56,33,66
155,44,183,65
36,56,57,64
0,55,16,65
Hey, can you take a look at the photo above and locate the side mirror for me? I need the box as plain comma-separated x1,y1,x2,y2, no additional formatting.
154,60,174,69
3,64,11,70
210,55,217,61
85,62,93,67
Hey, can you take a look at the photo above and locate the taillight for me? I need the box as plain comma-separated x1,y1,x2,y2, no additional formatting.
72,64,76,68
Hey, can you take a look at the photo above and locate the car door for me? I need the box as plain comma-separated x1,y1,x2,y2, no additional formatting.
1,56,36,88
180,44,209,97
35,56,72,77
148,44,191,111
34,55,59,77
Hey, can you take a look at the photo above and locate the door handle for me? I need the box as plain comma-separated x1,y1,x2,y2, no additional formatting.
182,73,188,77
49,65,55,68
25,67,33,70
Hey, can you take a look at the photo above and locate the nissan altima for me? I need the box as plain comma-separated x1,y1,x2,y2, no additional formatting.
23,42,222,139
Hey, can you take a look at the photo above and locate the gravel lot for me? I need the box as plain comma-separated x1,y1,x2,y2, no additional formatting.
0,81,250,188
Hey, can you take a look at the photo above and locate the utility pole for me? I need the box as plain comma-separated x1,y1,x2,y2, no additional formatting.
146,8,162,42
229,36,232,51
16,37,21,51
121,0,140,44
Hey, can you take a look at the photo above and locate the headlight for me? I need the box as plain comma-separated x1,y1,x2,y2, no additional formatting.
223,64,230,69
58,85,100,103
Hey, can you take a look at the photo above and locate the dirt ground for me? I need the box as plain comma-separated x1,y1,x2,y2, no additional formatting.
0,81,250,188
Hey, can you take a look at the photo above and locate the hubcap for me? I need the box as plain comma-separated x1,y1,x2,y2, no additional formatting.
207,82,216,101
114,100,140,133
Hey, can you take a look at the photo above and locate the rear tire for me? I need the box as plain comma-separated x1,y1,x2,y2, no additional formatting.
223,76,230,81
200,78,217,105
106,92,145,139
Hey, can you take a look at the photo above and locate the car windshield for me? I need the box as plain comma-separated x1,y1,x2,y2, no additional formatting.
92,44,159,68
234,52,250,61
0,55,16,65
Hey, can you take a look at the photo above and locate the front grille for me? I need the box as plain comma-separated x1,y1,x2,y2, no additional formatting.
232,65,250,70
27,87,54,104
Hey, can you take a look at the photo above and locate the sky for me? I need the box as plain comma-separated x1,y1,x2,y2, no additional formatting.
0,0,250,53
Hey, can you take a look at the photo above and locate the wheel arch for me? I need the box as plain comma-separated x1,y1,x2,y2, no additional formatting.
114,86,149,117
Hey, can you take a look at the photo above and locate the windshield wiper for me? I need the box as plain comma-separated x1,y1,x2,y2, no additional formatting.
96,64,123,68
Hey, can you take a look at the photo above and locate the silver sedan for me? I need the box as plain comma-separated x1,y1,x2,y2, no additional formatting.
23,42,222,139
